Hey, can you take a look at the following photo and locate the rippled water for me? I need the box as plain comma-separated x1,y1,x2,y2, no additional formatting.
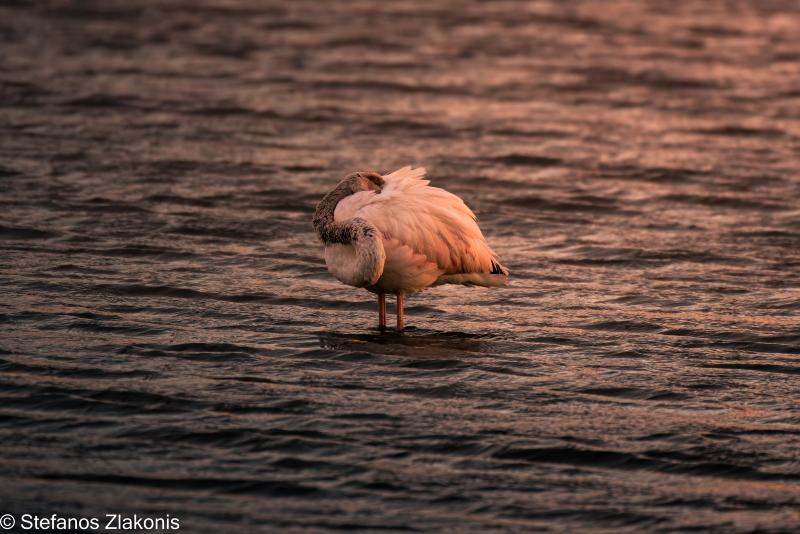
2,1,800,532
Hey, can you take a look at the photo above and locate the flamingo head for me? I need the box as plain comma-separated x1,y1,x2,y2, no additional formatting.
340,171,385,195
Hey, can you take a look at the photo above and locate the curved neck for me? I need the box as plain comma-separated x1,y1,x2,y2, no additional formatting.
313,189,385,287
313,188,351,245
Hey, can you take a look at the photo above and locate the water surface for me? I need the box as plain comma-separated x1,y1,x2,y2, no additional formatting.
2,1,800,532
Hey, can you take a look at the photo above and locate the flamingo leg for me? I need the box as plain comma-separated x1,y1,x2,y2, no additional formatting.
396,294,404,332
378,293,386,331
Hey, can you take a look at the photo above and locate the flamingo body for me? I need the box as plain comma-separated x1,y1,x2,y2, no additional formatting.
314,167,508,330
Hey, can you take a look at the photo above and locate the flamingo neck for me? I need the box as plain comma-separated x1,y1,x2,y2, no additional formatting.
313,188,350,244
313,189,385,287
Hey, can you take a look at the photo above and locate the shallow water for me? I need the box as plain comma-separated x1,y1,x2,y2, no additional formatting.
2,1,800,532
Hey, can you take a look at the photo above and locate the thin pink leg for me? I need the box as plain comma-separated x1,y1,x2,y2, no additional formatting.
396,294,404,332
378,293,386,331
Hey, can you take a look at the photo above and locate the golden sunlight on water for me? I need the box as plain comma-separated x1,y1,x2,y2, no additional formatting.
1,0,800,532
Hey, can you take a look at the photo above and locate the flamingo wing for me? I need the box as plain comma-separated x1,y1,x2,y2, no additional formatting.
334,167,506,276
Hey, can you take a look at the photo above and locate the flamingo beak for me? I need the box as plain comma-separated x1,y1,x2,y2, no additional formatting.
374,174,385,194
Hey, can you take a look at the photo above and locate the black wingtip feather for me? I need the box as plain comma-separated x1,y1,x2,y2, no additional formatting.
490,260,506,275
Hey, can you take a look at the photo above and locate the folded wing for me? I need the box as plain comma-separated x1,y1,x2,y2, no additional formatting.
334,167,507,277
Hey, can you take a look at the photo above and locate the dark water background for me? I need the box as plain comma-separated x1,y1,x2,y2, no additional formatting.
2,1,800,532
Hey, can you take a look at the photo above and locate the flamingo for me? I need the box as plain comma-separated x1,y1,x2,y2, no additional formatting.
313,167,508,332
